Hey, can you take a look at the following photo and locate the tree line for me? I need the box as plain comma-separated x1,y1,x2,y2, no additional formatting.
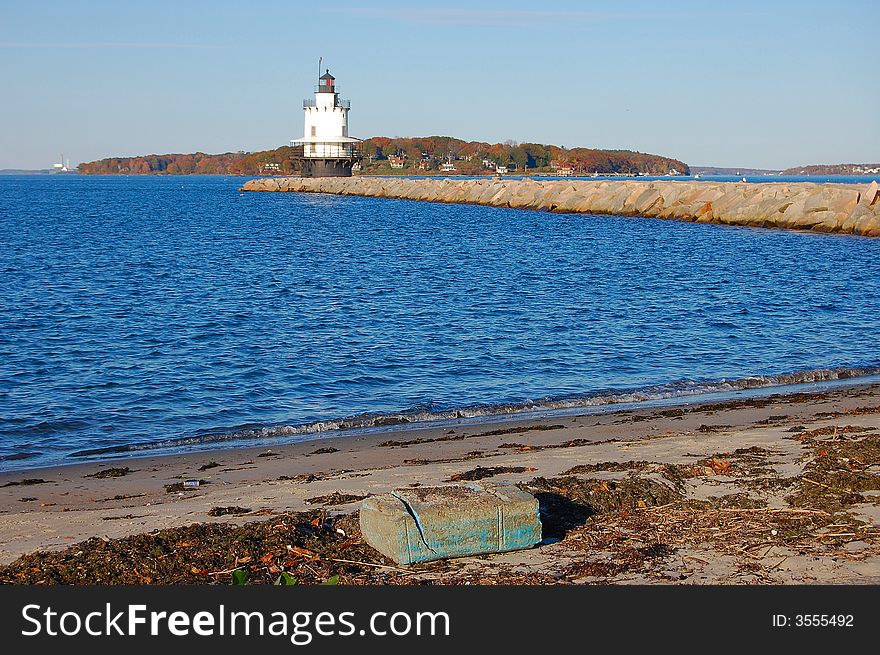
78,138,688,176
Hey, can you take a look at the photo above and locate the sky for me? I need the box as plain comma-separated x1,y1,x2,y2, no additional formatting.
1,0,877,170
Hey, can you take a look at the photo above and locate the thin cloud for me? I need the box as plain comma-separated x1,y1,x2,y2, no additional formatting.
0,42,221,50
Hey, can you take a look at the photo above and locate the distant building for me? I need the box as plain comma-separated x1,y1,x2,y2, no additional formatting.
260,162,282,174
418,159,431,171
388,156,405,169
440,161,456,172
495,165,508,174
556,165,573,176
51,153,70,173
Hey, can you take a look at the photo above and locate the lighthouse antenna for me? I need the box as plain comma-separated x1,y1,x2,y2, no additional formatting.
318,56,322,80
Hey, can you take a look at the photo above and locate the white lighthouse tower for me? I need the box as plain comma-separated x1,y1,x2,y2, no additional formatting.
291,68,361,177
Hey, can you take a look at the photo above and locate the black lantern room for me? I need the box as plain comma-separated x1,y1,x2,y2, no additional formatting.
317,69,335,93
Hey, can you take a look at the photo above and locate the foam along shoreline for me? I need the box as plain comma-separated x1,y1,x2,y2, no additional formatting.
31,365,880,466
241,177,880,236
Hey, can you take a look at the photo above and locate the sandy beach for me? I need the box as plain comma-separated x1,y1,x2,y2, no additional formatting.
1,382,878,584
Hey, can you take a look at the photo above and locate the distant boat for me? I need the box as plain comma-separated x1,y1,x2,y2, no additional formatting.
741,177,747,182
694,173,702,179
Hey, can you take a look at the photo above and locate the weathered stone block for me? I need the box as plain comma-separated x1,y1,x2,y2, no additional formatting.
863,180,880,207
359,483,542,565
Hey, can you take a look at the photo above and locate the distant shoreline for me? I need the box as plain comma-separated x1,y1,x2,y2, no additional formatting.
5,170,879,181
0,170,79,176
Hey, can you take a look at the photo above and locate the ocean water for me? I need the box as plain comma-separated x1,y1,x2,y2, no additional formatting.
1,174,879,469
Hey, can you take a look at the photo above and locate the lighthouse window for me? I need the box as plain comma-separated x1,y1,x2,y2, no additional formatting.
311,126,316,137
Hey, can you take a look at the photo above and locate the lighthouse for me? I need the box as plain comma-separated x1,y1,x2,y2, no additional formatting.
291,68,361,177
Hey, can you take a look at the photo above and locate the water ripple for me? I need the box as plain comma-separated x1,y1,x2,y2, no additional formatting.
1,175,880,468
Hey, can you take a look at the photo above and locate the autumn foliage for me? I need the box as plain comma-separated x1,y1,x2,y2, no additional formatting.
360,136,689,176
78,147,301,176
78,137,689,176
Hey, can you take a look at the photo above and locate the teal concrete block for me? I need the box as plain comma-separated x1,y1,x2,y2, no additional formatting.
359,482,542,565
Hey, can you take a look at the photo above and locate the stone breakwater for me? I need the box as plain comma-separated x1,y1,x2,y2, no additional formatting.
241,177,880,236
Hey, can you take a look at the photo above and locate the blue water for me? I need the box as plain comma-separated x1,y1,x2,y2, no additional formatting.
2,174,879,470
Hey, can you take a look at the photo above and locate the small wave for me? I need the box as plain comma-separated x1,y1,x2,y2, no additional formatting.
0,452,41,462
24,419,91,435
67,365,880,459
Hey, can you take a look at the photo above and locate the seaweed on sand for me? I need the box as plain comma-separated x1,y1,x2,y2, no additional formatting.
0,511,382,585
447,466,533,482
520,474,682,537
304,492,370,506
786,433,880,514
85,467,131,479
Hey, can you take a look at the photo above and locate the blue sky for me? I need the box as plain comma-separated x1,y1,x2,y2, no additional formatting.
1,0,877,169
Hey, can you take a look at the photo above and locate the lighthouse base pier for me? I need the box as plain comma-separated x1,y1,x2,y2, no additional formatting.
300,158,356,178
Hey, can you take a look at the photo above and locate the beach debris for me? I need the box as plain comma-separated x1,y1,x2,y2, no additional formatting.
208,506,251,517
496,437,619,453
96,493,146,502
698,424,733,433
378,424,564,448
2,441,876,586
359,483,542,565
378,434,465,447
198,461,221,471
755,414,789,425
1,478,48,488
786,432,880,513
309,447,340,455
447,466,536,482
660,448,778,485
474,424,564,438
85,467,131,479
277,472,327,483
523,475,682,537
706,458,733,476
562,461,650,475
164,479,206,493
305,492,370,507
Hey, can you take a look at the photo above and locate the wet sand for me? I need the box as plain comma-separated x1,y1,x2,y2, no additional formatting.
1,382,878,584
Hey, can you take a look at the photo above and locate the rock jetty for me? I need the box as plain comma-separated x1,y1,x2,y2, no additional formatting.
241,177,880,237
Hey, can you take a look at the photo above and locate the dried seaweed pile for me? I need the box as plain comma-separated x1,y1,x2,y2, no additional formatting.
2,422,878,586
0,511,389,585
